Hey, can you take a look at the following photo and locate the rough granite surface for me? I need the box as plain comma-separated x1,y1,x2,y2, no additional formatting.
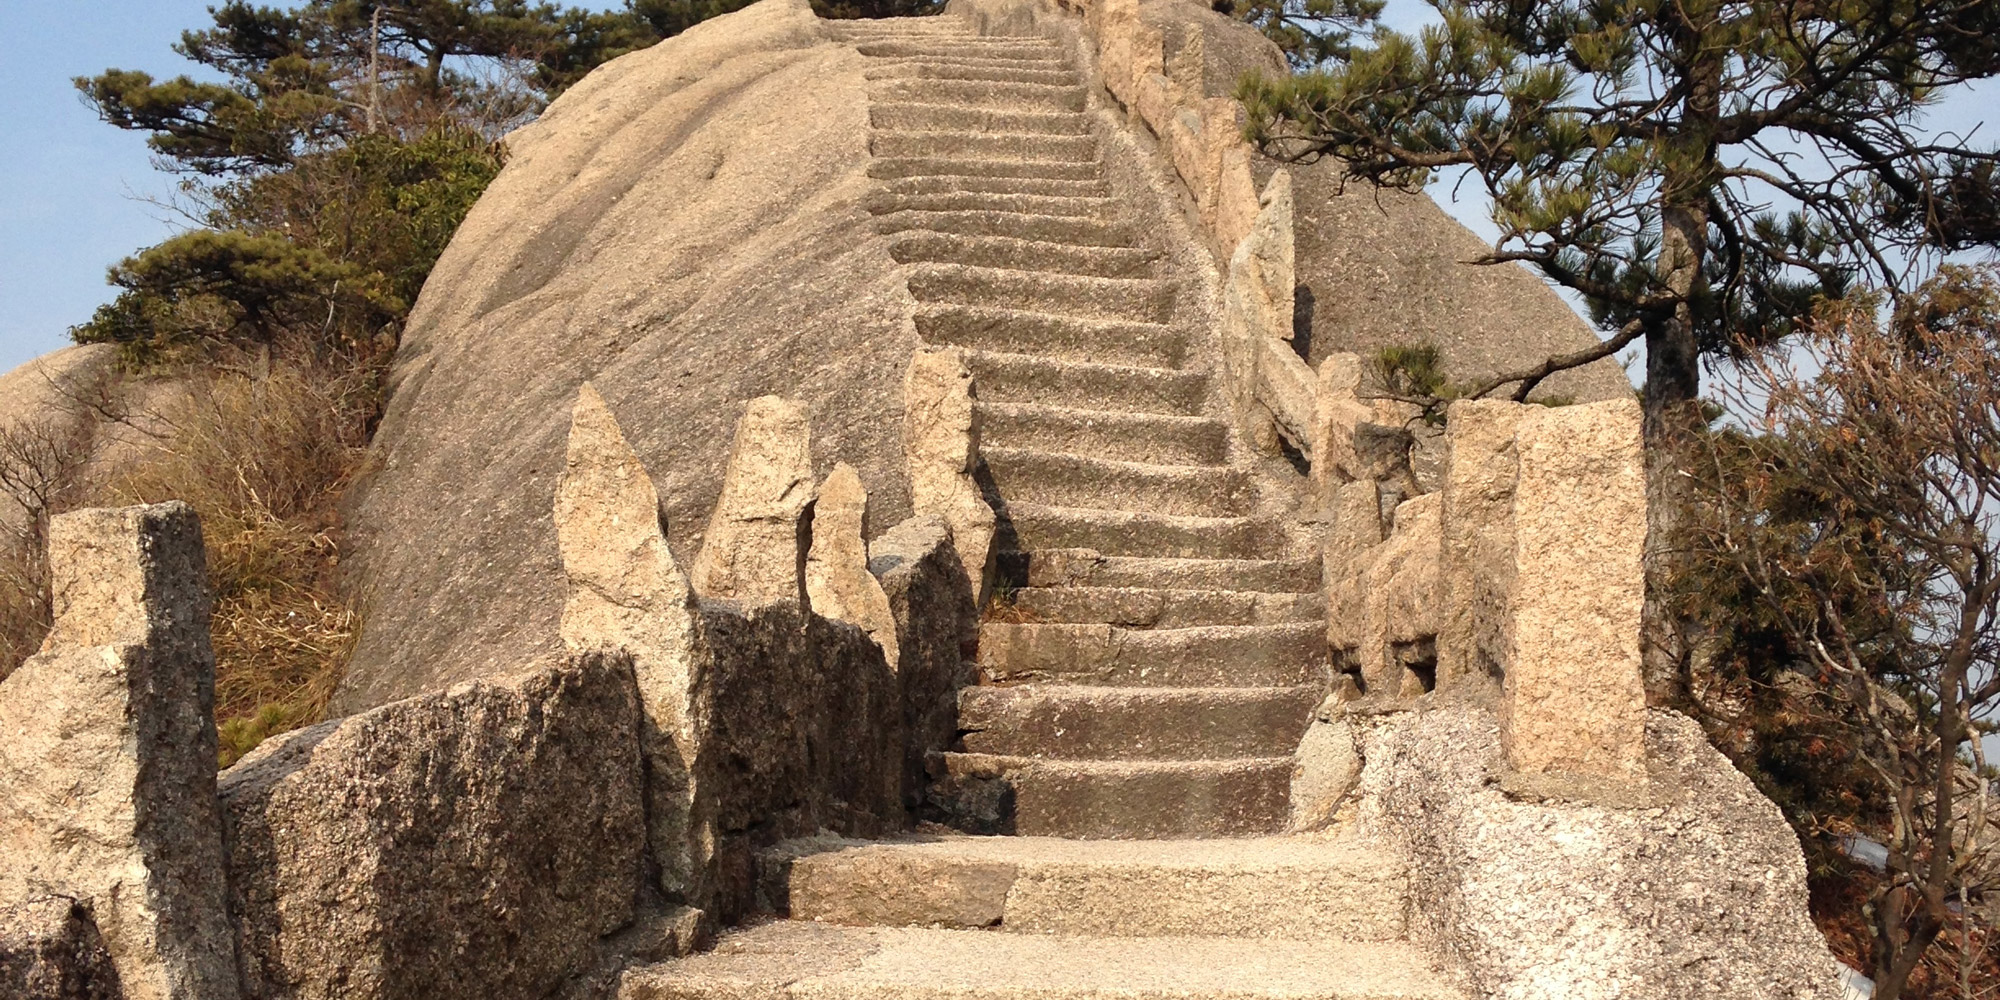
218,652,647,1000
335,0,914,711
0,898,126,1000
697,601,906,921
1355,707,1845,1000
868,514,979,806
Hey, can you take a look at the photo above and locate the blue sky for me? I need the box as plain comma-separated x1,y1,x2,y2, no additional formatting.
0,1,222,373
0,2,1992,376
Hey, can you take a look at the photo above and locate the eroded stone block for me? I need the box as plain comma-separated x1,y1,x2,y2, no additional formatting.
1220,170,1294,453
1437,398,1527,703
556,383,712,900
805,463,899,667
220,653,646,1000
1359,493,1442,699
0,502,239,1000
1501,398,1647,784
904,348,995,593
691,395,815,607
1323,479,1384,659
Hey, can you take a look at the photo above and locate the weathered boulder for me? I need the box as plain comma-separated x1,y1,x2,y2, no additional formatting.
1284,157,1631,404
555,384,712,901
0,502,239,1000
691,395,816,607
218,652,647,1000
1355,708,1845,1000
0,898,125,1000
1288,713,1361,832
335,0,918,710
805,462,899,665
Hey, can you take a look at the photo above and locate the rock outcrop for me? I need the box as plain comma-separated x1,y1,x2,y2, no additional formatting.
335,0,1635,710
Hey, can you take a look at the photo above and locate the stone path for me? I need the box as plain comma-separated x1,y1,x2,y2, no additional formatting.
853,13,1328,841
618,16,1463,999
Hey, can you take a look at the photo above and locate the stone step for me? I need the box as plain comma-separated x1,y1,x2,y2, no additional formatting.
1006,585,1324,627
868,156,1101,181
982,448,1251,517
876,210,1136,248
871,130,1098,162
621,923,1464,999
820,14,972,31
963,350,1208,414
871,190,1119,220
869,79,1088,112
827,28,979,42
908,265,1173,323
959,684,1319,760
889,233,1158,279
864,53,1083,77
977,621,1328,687
934,753,1293,838
885,173,1112,198
764,834,1410,940
1004,550,1322,593
976,401,1224,464
999,503,1285,560
865,60,1080,86
856,40,1066,62
870,102,1090,135
915,305,1182,369
822,20,976,35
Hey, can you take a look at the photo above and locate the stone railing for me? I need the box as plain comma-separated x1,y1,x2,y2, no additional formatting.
0,364,987,998
1326,396,1650,798
1050,0,1652,796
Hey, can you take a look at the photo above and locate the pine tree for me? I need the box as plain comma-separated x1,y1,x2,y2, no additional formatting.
1239,0,2000,440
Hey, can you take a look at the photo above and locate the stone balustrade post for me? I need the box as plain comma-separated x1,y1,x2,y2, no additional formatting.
0,502,242,1000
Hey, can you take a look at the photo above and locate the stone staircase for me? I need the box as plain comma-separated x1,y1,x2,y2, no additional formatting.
616,15,1460,1000
851,12,1330,843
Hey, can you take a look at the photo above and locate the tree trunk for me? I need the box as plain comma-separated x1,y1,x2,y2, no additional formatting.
1638,17,1721,701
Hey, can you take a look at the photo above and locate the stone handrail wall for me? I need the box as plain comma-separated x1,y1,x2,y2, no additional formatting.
1021,0,1653,793
0,371,984,997
1328,396,1650,796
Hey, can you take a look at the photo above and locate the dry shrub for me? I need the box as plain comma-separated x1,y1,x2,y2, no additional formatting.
109,348,378,766
0,379,112,679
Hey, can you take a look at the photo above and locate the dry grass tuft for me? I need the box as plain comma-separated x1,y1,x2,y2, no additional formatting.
980,582,1043,626
107,347,377,766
